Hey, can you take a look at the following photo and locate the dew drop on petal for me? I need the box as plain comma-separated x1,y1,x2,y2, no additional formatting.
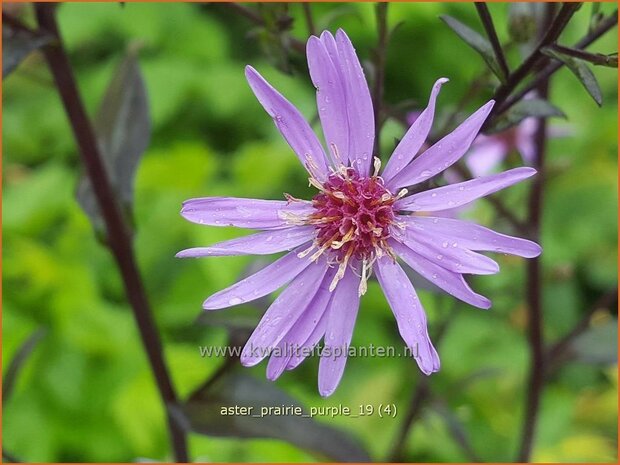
229,297,243,305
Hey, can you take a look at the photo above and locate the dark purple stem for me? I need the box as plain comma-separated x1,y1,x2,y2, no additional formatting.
496,9,618,116
302,2,316,37
517,4,556,457
387,307,455,461
33,4,189,462
486,2,581,124
475,2,510,81
550,43,618,67
223,3,305,53
546,287,618,370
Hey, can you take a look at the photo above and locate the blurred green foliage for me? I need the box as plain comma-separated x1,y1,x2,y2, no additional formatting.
2,2,618,462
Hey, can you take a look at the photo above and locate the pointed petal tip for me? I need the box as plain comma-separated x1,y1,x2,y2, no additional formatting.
319,30,334,41
523,242,543,258
306,34,321,50
240,355,261,368
175,250,190,259
202,298,224,310
318,385,335,397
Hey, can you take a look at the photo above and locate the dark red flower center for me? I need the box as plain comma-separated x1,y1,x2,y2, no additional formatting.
309,167,396,264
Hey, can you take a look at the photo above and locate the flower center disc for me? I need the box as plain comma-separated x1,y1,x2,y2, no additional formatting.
310,168,396,263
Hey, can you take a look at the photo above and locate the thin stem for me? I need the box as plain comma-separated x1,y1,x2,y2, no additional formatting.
517,9,553,452
388,377,430,462
489,3,581,116
302,2,316,37
223,3,305,54
475,2,510,81
33,5,188,462
495,9,617,117
387,305,455,461
2,12,37,34
432,399,482,462
550,43,618,67
372,2,389,156
547,287,618,368
3,329,46,403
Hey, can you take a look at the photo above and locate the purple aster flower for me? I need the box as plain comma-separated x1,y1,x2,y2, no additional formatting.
465,116,570,177
178,29,542,397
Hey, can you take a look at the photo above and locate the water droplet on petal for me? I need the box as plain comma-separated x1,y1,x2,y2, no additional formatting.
229,297,243,305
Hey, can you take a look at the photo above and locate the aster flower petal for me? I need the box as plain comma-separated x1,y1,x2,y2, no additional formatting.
266,268,336,380
241,262,330,367
176,226,314,258
382,78,449,182
390,240,491,309
334,29,375,175
516,118,538,164
395,167,536,212
285,311,328,371
402,216,542,258
318,268,361,397
388,100,495,189
375,257,440,374
181,197,313,230
307,35,349,166
202,248,313,310
465,136,507,177
393,225,500,275
245,65,329,180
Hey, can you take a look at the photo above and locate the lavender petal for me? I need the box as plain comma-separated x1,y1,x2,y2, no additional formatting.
240,261,329,367
176,226,315,258
464,137,507,177
245,65,329,180
181,197,314,229
307,35,349,166
266,267,336,380
402,216,542,258
286,309,328,371
396,167,536,211
393,225,500,275
382,78,449,182
375,256,440,374
388,100,495,189
318,268,361,397
335,29,375,176
390,239,491,309
202,248,313,310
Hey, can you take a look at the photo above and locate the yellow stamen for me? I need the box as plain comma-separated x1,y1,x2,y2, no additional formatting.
329,245,354,291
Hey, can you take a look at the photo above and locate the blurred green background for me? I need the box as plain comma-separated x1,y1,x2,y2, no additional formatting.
2,2,618,462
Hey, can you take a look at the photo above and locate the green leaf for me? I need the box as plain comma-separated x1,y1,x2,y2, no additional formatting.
2,23,52,78
440,15,506,84
77,44,151,233
542,47,603,106
488,98,566,133
184,371,371,462
3,328,46,403
570,320,617,365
